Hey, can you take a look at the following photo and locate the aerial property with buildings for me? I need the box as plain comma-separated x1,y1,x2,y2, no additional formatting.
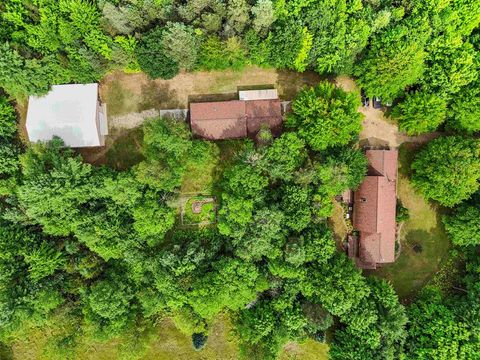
2,0,478,358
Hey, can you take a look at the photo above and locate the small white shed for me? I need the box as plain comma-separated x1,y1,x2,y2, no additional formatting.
26,83,108,147
238,89,278,101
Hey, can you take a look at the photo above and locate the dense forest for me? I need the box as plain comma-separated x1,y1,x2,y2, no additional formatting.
0,0,480,359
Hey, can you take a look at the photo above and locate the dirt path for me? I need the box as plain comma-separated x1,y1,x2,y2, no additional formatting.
109,108,160,129
334,76,441,148
359,109,441,148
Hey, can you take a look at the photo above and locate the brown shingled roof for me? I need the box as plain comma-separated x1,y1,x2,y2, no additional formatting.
246,99,283,136
190,101,247,140
352,150,398,269
190,99,282,140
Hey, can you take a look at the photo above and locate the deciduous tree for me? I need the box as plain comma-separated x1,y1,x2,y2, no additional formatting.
447,82,480,133
287,82,362,151
411,136,480,206
393,91,447,135
443,194,480,246
135,27,179,79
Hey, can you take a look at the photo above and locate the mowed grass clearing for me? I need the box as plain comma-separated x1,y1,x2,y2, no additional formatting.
373,143,451,300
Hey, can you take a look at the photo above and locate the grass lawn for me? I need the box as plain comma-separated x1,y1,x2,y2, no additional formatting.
280,341,329,360
328,201,349,250
373,143,451,300
10,314,328,360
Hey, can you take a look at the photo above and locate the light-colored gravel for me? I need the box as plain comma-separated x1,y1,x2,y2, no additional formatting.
109,108,159,130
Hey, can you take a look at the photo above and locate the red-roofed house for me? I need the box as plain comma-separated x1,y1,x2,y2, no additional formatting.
351,150,398,269
189,91,282,140
190,101,247,140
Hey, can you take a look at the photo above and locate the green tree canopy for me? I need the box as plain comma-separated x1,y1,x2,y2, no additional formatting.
286,82,362,151
393,91,447,135
411,136,480,207
135,26,179,79
162,22,199,71
405,287,480,360
355,19,430,101
443,193,480,246
447,82,480,133
330,278,408,360
422,36,478,97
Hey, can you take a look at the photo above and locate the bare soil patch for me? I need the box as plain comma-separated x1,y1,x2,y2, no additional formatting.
359,107,441,148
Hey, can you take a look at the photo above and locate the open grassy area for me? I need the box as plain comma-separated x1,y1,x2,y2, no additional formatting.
373,143,451,300
280,341,329,360
10,314,328,360
328,201,349,250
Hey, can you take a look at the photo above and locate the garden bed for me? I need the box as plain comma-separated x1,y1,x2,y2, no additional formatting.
181,195,217,226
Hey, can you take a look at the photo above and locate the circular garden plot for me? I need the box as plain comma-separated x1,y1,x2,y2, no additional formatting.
181,195,217,226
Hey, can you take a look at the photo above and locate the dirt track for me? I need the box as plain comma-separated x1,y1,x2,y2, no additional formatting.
335,76,440,148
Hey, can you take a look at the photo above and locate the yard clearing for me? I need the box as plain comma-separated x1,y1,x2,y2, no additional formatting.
328,201,349,250
280,340,329,360
10,314,328,360
78,67,320,166
335,75,441,149
372,143,451,300
100,67,321,117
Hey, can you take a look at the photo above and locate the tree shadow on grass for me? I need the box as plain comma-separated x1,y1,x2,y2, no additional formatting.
275,69,323,100
236,84,276,91
140,82,181,111
104,80,137,116
0,343,13,360
105,127,145,171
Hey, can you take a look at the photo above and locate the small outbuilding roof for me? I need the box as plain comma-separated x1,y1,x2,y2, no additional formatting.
26,83,104,147
239,89,279,101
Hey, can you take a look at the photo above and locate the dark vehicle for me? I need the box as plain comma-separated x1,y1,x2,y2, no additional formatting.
373,96,382,109
361,89,369,107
